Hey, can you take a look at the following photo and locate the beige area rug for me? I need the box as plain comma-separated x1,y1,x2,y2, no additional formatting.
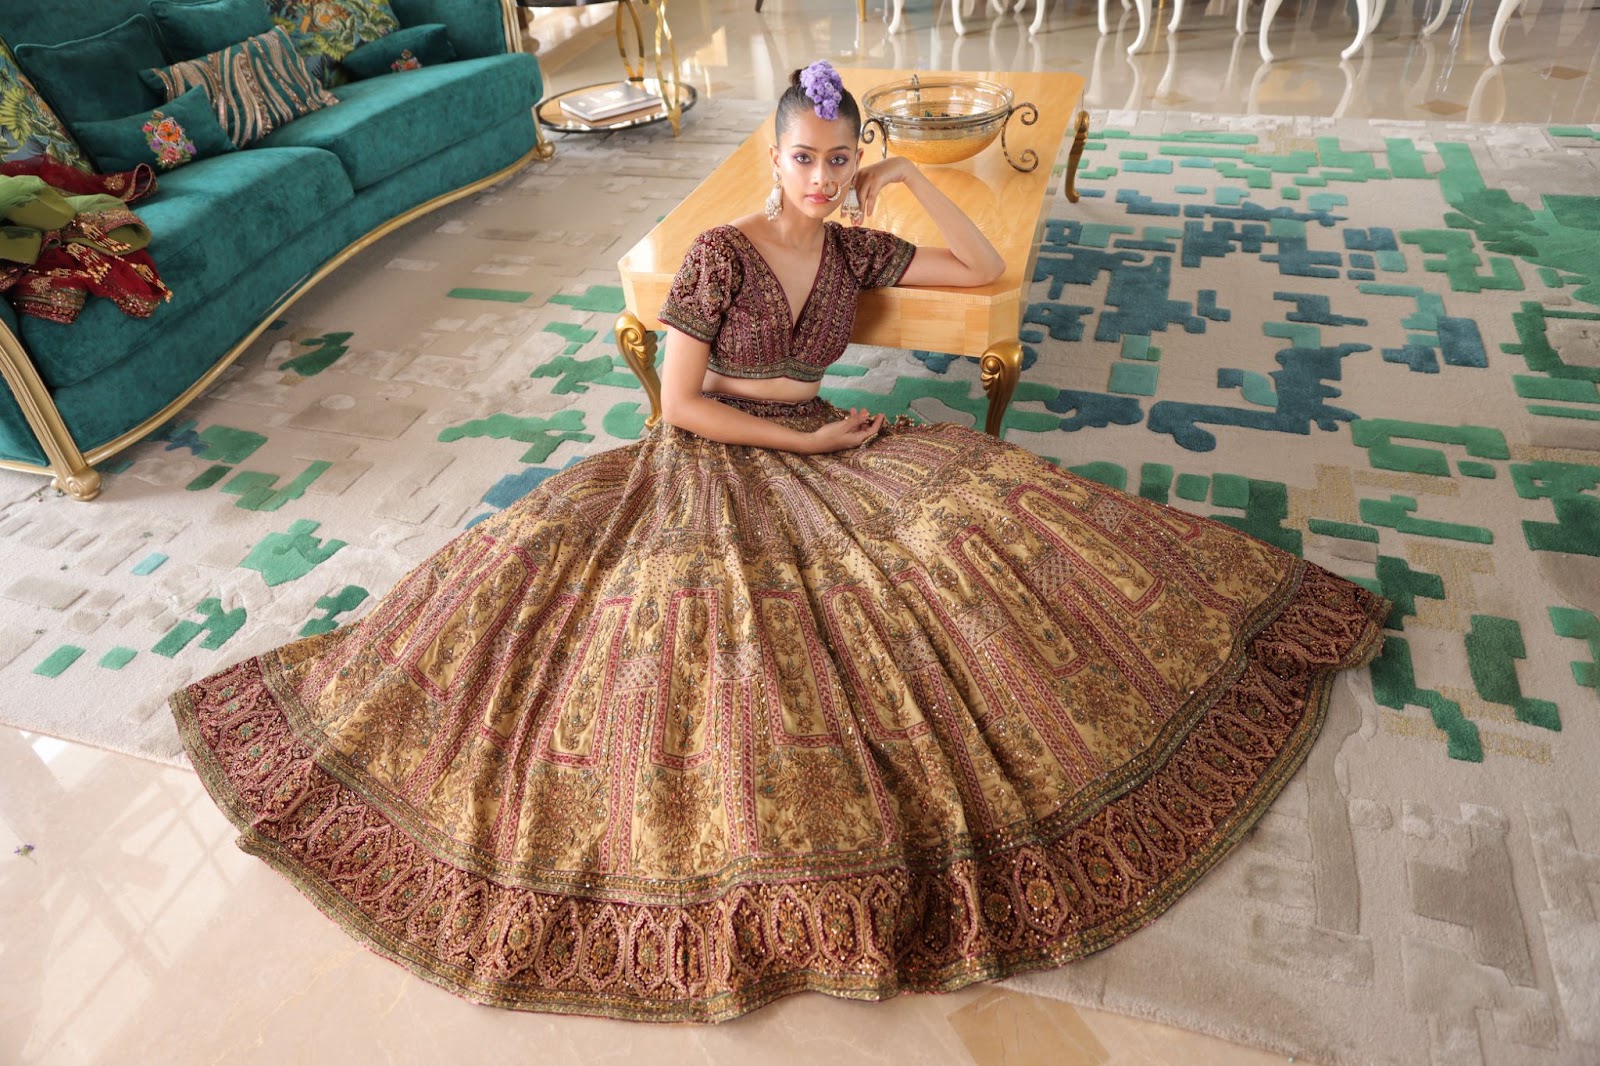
1,102,1598,1065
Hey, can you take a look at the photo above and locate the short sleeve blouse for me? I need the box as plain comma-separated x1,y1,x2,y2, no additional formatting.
658,222,915,382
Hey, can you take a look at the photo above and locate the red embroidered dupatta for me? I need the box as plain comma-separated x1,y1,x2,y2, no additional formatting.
0,158,171,324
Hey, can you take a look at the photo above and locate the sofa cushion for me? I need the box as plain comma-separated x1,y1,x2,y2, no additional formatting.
391,0,505,60
73,85,237,173
341,22,454,79
0,39,91,170
255,52,538,190
18,145,352,389
149,0,276,60
13,13,167,126
266,0,401,86
142,26,339,147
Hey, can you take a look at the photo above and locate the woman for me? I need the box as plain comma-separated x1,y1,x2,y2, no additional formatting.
172,62,1390,1023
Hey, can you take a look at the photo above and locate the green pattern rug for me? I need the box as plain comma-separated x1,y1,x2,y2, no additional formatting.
1,102,1597,1065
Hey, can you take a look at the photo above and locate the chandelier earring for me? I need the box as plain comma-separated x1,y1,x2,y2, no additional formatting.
841,183,863,225
763,167,783,221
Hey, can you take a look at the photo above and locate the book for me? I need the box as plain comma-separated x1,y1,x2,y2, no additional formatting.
560,82,662,123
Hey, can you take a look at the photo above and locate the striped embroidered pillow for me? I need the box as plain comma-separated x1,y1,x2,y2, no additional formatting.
141,26,336,147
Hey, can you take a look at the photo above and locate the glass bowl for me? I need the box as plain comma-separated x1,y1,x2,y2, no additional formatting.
860,76,1020,166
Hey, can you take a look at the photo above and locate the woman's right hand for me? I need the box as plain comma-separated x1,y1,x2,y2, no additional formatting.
807,408,884,453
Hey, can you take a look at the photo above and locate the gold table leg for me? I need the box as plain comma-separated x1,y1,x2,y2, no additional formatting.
532,113,555,160
1064,109,1090,203
615,311,664,428
858,0,867,18
980,340,1023,438
616,0,685,136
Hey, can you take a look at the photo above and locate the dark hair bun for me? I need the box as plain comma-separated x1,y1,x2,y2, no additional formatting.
789,68,803,88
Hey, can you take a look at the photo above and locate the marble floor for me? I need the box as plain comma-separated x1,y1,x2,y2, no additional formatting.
4,2,1597,1064
532,0,1600,126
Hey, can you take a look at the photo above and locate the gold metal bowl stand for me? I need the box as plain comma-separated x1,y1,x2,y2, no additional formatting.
860,75,1039,173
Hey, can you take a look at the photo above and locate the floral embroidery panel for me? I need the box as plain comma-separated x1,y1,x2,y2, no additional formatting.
142,111,195,169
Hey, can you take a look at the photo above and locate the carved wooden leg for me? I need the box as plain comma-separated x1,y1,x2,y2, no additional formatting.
615,312,663,428
1064,109,1089,203
980,340,1023,438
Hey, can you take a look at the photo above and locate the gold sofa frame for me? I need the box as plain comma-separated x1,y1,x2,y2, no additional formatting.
0,0,553,501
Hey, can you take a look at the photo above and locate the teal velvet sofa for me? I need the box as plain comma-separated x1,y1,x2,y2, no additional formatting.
0,0,549,500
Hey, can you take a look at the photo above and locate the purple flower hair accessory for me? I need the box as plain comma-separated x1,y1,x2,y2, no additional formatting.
799,60,843,121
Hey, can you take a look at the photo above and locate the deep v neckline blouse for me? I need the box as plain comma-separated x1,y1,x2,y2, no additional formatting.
658,221,917,383
725,225,825,335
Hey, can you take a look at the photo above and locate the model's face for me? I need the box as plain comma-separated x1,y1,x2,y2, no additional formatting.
771,110,861,221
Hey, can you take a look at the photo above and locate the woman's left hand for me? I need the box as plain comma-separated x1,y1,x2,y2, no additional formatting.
850,157,920,221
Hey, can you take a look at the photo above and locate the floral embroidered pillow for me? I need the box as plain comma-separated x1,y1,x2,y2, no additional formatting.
72,86,236,173
0,38,91,170
266,0,402,85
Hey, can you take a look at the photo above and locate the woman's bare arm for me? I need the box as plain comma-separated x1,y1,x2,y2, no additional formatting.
854,157,1005,288
658,327,883,453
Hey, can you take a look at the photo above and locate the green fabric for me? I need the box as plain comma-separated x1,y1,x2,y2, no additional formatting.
257,52,536,189
390,0,504,59
328,100,534,244
0,176,73,233
0,95,539,466
0,179,151,265
12,14,166,125
142,27,338,147
48,212,352,455
41,114,536,457
0,5,155,52
150,0,275,60
0,38,91,169
19,145,353,390
340,22,454,79
73,86,236,173
265,0,400,86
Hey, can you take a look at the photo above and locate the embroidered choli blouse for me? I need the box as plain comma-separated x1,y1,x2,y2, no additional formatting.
657,222,916,383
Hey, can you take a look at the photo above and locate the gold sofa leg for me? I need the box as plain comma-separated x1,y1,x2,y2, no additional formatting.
0,325,103,500
615,311,663,428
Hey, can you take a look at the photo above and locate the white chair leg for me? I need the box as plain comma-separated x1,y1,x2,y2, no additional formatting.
1157,25,1180,95
1489,0,1523,64
1087,30,1112,104
887,0,907,32
1422,0,1453,36
1128,0,1151,52
1029,0,1047,35
1467,63,1505,121
1236,0,1248,35
1258,0,1287,61
1170,0,1185,31
1341,0,1372,60
1099,0,1110,34
952,0,970,35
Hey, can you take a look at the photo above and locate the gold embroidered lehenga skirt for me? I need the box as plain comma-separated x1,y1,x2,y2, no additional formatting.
172,397,1390,1022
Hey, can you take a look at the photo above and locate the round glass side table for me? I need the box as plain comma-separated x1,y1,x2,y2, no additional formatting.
519,0,692,134
536,79,698,134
